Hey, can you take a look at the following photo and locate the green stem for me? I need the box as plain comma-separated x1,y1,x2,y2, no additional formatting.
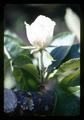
40,49,44,83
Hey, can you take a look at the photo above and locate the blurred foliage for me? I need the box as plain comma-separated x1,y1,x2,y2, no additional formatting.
4,30,39,90
54,58,80,86
4,30,26,58
4,4,80,116
4,30,80,115
49,58,80,116
4,54,16,89
53,85,80,116
45,32,76,74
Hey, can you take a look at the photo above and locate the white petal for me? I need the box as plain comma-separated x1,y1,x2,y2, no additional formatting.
65,8,80,41
24,15,56,49
24,21,30,31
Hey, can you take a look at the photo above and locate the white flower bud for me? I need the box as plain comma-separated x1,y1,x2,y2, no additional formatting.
24,15,56,49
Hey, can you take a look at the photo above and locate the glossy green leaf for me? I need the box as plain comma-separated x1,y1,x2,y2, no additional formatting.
13,60,40,90
67,86,80,93
13,67,40,91
54,58,80,86
21,64,40,81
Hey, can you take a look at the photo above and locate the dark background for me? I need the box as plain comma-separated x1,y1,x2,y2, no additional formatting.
4,4,80,44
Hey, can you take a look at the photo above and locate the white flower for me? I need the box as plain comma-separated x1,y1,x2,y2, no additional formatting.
24,15,56,49
65,8,80,42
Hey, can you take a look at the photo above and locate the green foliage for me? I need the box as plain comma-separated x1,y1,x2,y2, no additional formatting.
4,30,39,90
13,67,39,91
53,85,80,116
46,32,75,74
51,58,80,116
54,58,80,86
4,30,80,115
4,30,25,58
12,54,32,66
4,54,16,89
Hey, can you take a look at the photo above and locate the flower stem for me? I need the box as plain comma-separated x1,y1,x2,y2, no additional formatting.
40,49,44,83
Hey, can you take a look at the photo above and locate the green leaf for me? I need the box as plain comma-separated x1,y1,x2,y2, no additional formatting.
51,58,80,116
48,58,80,84
13,67,40,91
4,67,16,89
4,54,10,72
13,68,23,82
13,57,40,90
12,54,32,66
54,58,80,86
4,30,27,58
55,58,80,82
53,85,80,116
60,70,80,88
45,32,75,74
67,86,80,93
4,54,16,89
21,64,40,81
13,55,39,80
63,44,80,61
